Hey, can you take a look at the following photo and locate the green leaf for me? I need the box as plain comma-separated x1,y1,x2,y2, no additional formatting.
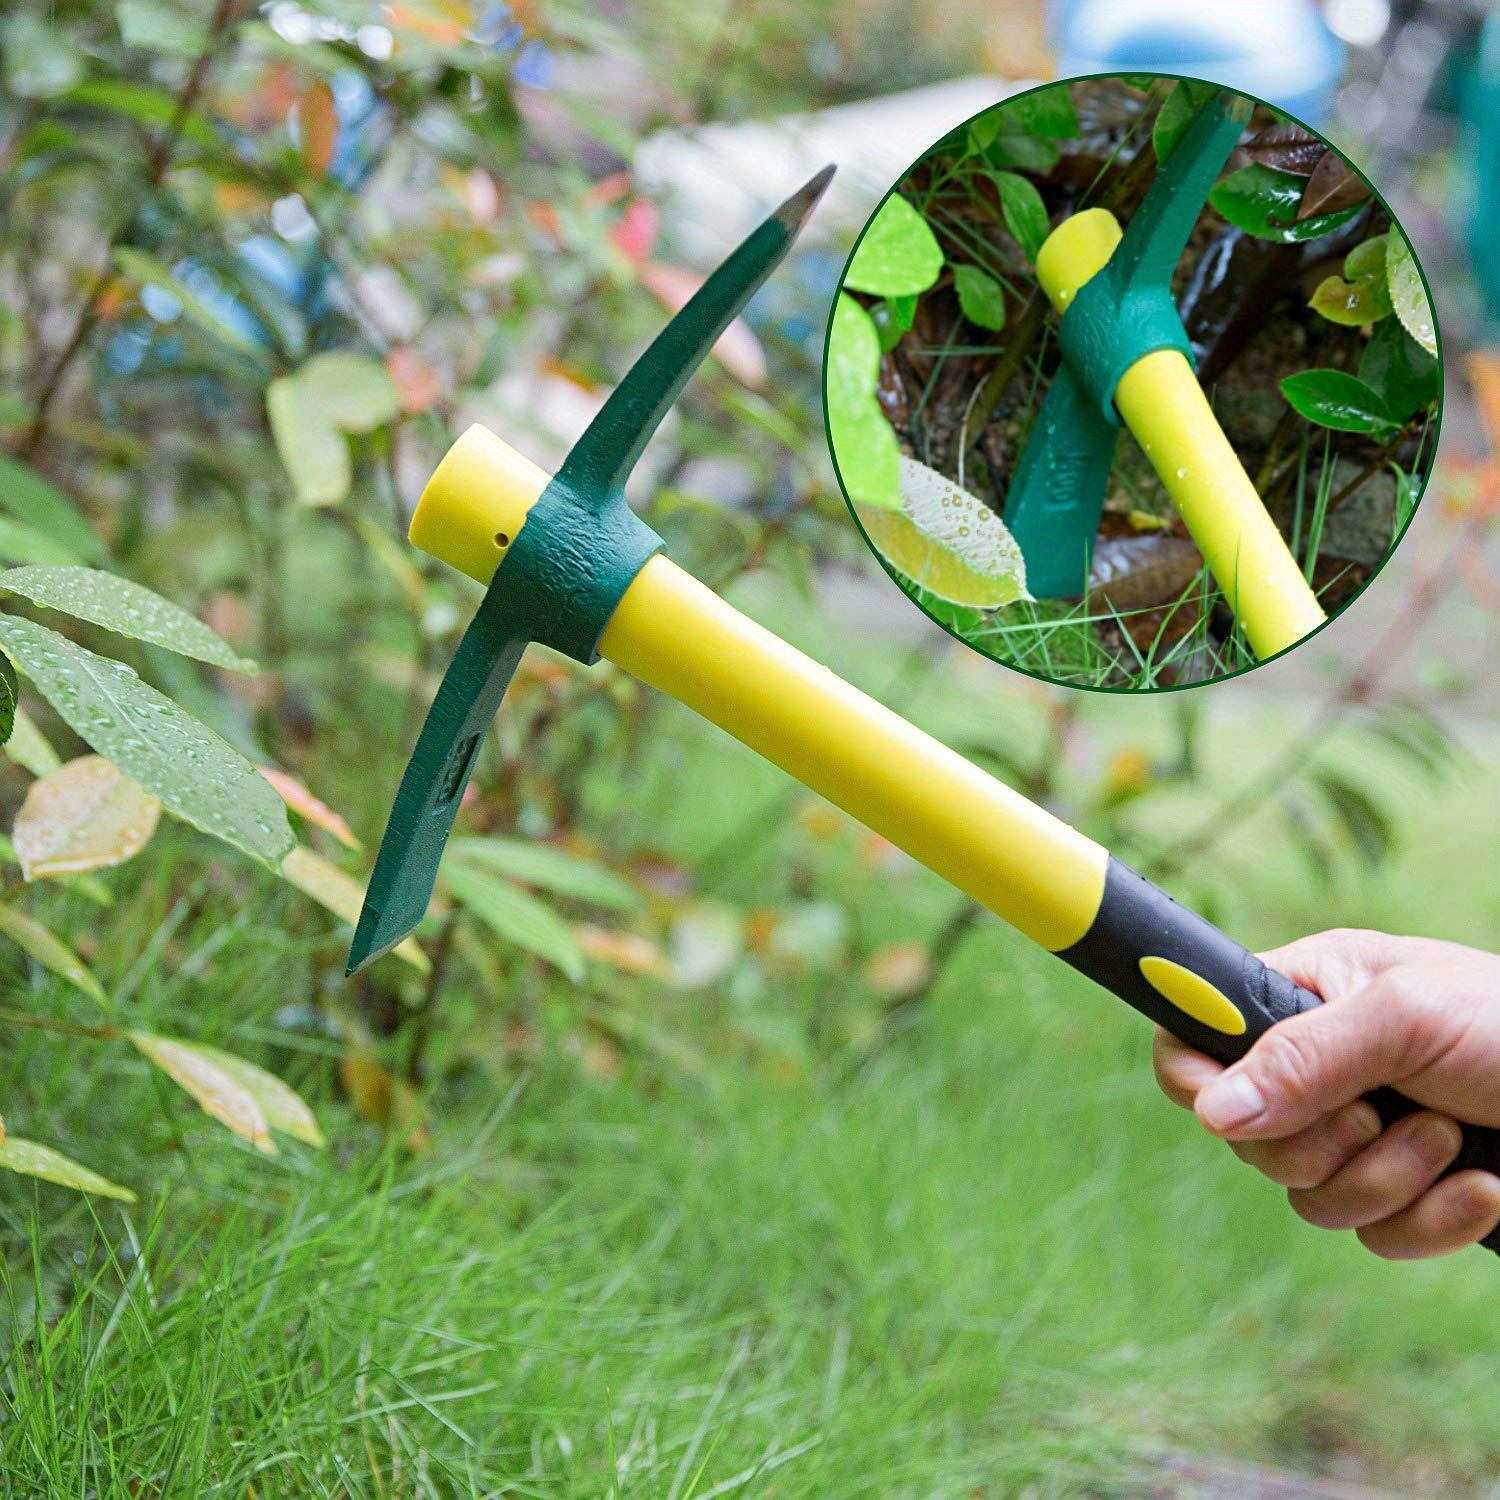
0,516,89,566
953,265,1007,330
1308,234,1394,327
0,566,256,671
267,376,350,506
0,653,14,746
826,295,901,511
999,86,1079,139
115,0,209,55
0,452,105,561
299,353,400,434
857,457,1029,608
113,248,269,365
987,171,1049,261
0,902,106,1003
1153,80,1215,163
64,79,219,151
5,707,61,778
1385,230,1437,359
0,1136,134,1201
1359,317,1439,420
447,837,640,910
2,13,84,99
0,617,294,868
844,194,944,298
1280,369,1398,436
443,861,585,981
984,133,1059,174
1210,164,1363,244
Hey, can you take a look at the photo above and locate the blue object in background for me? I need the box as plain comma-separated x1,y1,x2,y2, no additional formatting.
1461,12,1500,327
1047,0,1346,127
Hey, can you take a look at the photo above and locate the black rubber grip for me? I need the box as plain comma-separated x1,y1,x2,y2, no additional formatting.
1057,858,1500,1253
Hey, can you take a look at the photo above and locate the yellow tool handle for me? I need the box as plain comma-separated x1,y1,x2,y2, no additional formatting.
414,426,1108,953
1035,210,1326,660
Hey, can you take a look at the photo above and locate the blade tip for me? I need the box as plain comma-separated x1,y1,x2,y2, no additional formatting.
775,163,837,229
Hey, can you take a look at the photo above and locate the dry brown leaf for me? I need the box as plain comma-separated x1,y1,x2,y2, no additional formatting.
298,80,337,176
14,755,161,879
1295,150,1370,221
258,767,361,850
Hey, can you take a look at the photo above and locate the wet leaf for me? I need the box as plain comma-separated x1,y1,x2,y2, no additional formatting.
1280,369,1398,437
0,653,13,746
0,453,103,562
826,294,901,510
953,265,1007,331
0,902,105,1003
638,263,766,387
857,458,1029,608
258,767,360,850
986,171,1050,261
129,1032,274,1153
298,78,337,175
0,616,294,868
267,376,349,505
442,861,584,980
279,844,429,972
844,193,943,299
1385,230,1437,359
1359,317,1439,420
1239,123,1326,176
1308,234,1393,327
0,1136,134,1200
14,755,160,879
1210,165,1362,244
0,565,257,671
1296,149,1370,221
447,836,639,910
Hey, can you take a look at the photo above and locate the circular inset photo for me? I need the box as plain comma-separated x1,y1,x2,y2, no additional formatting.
824,75,1441,690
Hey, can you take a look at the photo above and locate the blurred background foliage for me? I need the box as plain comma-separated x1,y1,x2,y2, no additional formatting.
1,0,1499,1493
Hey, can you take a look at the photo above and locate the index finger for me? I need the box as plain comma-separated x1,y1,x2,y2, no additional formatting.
1153,1027,1225,1110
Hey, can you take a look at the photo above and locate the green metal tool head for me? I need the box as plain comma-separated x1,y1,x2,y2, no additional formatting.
1003,93,1251,598
346,165,836,976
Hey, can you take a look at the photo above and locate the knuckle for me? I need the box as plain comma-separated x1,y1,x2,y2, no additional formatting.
1287,1186,1349,1230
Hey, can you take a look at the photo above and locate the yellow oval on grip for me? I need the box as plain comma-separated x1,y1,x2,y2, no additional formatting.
1139,955,1246,1035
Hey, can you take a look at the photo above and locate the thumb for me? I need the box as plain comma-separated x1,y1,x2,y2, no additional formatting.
1195,977,1413,1139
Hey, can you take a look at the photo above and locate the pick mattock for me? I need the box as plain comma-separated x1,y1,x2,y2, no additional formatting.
1003,91,1326,659
349,166,1500,1251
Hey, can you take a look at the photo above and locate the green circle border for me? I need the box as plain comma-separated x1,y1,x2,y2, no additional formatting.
819,69,1448,696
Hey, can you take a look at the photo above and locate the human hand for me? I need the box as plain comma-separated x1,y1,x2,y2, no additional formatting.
1153,928,1500,1258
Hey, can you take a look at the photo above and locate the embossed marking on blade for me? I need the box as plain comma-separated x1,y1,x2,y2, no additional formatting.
554,164,835,504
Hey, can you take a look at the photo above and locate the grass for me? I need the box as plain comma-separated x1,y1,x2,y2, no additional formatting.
3,648,1500,1496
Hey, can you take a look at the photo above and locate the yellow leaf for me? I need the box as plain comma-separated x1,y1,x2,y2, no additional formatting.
279,844,430,973
0,1135,134,1201
257,767,361,850
340,1052,430,1151
0,903,105,1003
14,754,161,879
185,1044,324,1148
298,80,337,176
129,1032,274,1153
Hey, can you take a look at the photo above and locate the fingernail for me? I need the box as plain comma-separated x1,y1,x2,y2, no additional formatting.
1412,1114,1462,1167
1197,1072,1266,1132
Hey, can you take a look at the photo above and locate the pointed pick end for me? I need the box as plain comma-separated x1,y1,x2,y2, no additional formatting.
345,902,411,979
773,163,837,234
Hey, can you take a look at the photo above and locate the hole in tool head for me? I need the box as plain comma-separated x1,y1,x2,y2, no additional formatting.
494,531,510,548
